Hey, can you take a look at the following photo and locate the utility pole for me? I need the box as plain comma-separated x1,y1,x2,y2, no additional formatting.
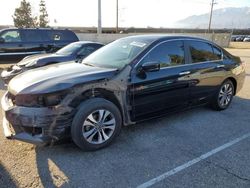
208,0,216,33
97,0,102,34
116,0,119,33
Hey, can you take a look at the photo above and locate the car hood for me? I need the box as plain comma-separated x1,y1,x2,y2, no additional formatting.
8,62,117,95
17,53,70,67
17,54,52,66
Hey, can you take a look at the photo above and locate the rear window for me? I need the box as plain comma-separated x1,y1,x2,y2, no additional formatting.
47,30,78,41
189,41,221,63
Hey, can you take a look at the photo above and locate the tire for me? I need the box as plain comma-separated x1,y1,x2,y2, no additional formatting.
71,98,122,151
211,79,234,111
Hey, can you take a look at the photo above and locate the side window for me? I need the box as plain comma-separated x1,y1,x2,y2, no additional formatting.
142,41,185,68
48,31,63,41
22,30,44,42
189,41,220,63
53,34,61,41
47,30,77,41
212,46,222,60
77,46,96,56
0,30,21,42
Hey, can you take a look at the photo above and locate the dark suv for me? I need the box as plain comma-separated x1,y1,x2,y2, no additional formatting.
1,35,245,151
0,28,79,61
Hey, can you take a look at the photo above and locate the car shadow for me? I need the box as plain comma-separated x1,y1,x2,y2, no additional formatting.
34,96,250,187
0,163,17,188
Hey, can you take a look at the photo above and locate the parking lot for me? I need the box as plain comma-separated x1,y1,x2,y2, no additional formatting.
0,48,250,188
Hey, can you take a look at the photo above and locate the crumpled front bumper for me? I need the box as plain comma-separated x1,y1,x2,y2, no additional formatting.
1,92,74,145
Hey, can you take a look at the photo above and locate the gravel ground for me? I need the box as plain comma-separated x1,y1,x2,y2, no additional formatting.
0,48,250,188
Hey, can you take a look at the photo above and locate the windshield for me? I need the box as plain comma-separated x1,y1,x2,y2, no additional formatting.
56,43,82,55
82,38,150,69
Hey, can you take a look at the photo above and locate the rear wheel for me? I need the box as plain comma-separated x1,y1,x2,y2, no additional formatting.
211,79,234,111
71,98,122,151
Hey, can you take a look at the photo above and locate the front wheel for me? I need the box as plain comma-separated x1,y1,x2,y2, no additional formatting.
71,98,122,151
211,79,234,111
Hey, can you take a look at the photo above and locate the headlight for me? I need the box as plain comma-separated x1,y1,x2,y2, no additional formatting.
43,94,65,106
15,92,67,107
15,95,42,107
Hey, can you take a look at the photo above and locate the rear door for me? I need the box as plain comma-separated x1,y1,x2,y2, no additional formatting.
185,40,226,105
0,29,26,60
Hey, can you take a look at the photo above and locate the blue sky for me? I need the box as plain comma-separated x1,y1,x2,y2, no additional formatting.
0,0,250,27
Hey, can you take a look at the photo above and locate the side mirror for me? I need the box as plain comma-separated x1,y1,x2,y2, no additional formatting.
0,37,5,43
141,61,160,72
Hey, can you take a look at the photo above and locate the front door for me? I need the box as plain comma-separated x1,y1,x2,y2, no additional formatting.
130,40,192,121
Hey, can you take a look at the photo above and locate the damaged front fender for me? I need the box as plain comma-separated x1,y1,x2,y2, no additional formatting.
61,65,134,126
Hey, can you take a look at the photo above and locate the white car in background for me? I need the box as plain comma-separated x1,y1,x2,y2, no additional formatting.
243,36,250,42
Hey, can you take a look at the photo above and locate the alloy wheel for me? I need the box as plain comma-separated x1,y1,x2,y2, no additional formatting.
218,83,233,107
82,109,116,144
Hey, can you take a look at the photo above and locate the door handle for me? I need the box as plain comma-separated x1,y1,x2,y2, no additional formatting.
216,65,225,68
179,71,191,76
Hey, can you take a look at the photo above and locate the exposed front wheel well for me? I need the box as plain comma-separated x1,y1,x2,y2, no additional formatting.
70,88,123,119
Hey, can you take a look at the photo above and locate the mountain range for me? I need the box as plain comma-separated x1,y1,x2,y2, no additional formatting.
175,7,250,29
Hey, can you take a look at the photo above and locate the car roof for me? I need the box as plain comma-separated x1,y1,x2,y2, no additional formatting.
0,27,72,32
123,34,214,44
73,41,104,45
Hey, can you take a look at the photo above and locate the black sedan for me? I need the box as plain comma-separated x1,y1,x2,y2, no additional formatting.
1,35,245,150
1,41,104,84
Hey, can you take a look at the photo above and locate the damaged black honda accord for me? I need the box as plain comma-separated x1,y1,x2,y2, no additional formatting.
1,35,245,151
